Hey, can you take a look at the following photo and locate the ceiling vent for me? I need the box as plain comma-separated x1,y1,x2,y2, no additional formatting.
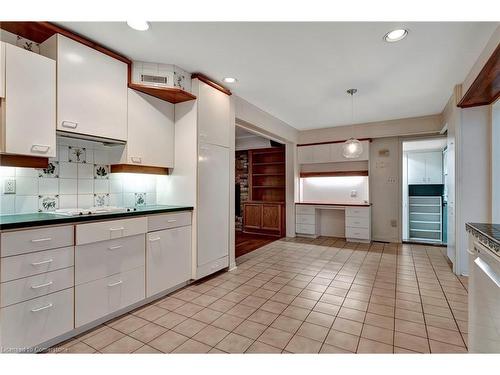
140,74,169,85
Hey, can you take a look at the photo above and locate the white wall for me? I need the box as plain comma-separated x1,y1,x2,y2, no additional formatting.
492,101,500,223
300,176,369,204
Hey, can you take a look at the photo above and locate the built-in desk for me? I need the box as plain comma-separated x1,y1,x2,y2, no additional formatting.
295,203,371,242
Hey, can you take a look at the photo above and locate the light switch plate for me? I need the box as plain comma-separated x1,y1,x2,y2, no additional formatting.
3,179,16,194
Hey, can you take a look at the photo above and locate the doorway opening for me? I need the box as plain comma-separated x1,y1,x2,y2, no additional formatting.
402,137,447,245
235,125,285,257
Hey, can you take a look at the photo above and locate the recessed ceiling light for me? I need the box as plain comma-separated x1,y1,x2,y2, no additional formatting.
222,77,238,83
383,29,408,42
127,21,150,31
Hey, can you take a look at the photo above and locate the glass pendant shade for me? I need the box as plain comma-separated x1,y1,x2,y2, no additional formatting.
342,138,363,158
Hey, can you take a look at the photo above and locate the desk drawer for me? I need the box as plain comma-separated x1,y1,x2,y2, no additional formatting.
75,266,145,327
296,223,316,235
1,246,74,283
345,216,369,229
296,214,316,225
296,205,315,215
76,217,147,245
0,288,74,351
345,207,370,218
345,226,370,240
1,226,73,257
1,267,74,308
148,212,192,232
75,234,145,285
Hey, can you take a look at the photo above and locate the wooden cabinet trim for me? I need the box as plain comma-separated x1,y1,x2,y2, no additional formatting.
110,164,170,175
192,73,232,96
297,138,372,147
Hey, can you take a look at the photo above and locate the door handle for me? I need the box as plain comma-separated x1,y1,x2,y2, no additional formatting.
31,303,53,312
31,281,53,289
61,121,78,129
108,245,123,250
149,237,161,242
109,227,125,232
31,237,52,243
31,259,53,266
31,145,51,154
108,280,123,287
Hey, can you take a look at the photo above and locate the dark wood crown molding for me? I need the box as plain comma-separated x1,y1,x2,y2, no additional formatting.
192,73,232,96
297,138,372,147
458,42,500,108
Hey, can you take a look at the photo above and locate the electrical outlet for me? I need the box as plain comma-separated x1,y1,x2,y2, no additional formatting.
3,179,16,194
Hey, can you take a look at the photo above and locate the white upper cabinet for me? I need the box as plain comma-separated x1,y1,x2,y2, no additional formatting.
297,140,370,164
0,43,56,158
40,34,127,141
407,151,443,184
122,89,174,168
195,79,231,148
0,42,5,98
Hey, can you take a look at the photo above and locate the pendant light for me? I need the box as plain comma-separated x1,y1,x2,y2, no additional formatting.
342,88,363,159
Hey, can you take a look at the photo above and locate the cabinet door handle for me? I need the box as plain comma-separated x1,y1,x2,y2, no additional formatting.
167,219,177,223
108,245,123,250
62,121,78,129
149,237,161,242
31,281,53,289
31,259,53,266
109,227,125,232
108,280,123,287
31,303,53,312
131,156,142,164
31,144,51,154
31,237,52,243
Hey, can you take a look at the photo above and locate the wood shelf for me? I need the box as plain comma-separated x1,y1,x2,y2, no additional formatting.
253,185,285,188
253,173,285,176
252,162,285,166
128,83,196,104
110,164,170,175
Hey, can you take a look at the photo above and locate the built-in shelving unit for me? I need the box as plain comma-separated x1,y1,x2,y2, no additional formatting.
408,196,442,243
249,148,286,202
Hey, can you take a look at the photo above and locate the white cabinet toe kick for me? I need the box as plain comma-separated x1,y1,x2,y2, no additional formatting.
295,204,371,242
0,210,196,352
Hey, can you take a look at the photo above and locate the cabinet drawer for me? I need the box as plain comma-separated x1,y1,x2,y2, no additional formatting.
1,226,73,257
1,267,74,308
76,217,147,245
345,226,370,240
75,266,145,327
345,207,370,218
0,288,74,351
296,223,316,235
148,212,192,232
296,205,315,215
345,216,369,229
296,214,316,225
1,246,74,283
75,234,145,285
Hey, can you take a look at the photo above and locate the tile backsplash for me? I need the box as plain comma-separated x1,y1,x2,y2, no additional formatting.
0,137,164,215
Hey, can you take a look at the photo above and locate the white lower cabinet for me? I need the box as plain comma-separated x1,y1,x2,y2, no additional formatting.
0,288,74,351
75,267,145,327
146,226,191,297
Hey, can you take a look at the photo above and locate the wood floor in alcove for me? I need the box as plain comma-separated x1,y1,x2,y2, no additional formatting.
235,232,279,258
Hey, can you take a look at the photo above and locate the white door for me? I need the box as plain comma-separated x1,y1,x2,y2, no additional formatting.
425,151,443,184
197,143,230,266
197,81,231,147
126,89,174,168
146,226,191,297
55,35,127,141
3,44,56,157
407,152,427,184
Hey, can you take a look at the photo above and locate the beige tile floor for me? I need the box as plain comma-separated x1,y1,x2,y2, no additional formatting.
50,237,468,354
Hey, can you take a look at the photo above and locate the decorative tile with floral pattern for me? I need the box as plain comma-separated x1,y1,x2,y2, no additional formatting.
94,194,110,207
38,161,59,178
135,193,146,207
94,164,110,179
38,195,59,212
68,147,86,163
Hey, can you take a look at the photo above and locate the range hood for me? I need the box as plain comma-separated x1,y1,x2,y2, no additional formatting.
56,130,126,146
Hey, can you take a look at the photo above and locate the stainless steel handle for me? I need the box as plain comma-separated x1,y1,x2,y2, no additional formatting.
31,303,53,312
31,259,53,266
131,156,142,164
31,237,52,243
474,257,500,288
149,237,161,242
62,121,78,129
31,144,51,153
109,227,125,232
466,248,475,256
108,280,123,287
167,219,177,223
108,245,123,250
31,281,53,289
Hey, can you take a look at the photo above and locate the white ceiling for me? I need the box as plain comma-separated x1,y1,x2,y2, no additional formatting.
59,22,498,130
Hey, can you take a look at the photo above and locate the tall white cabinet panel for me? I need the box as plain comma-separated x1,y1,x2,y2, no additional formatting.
197,80,231,147
407,153,427,184
407,151,443,184
146,225,191,297
425,151,443,184
197,143,230,271
41,34,127,141
0,42,4,98
123,89,174,168
1,43,56,157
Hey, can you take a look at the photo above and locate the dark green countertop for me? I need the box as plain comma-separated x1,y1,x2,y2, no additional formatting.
0,205,193,231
